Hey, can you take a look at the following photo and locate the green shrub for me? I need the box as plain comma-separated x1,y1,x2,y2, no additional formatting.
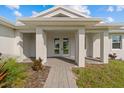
0,58,27,87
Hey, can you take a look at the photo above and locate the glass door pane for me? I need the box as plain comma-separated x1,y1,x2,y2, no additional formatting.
63,38,69,54
54,38,60,54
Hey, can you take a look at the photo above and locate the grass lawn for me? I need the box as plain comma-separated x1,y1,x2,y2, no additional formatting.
73,60,124,88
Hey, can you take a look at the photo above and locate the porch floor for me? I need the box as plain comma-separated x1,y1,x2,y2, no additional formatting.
44,57,78,88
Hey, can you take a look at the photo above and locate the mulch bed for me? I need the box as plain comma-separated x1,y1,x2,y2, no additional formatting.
85,63,106,68
24,64,50,88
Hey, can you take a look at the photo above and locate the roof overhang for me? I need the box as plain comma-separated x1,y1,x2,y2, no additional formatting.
88,23,124,30
18,17,102,27
0,17,15,29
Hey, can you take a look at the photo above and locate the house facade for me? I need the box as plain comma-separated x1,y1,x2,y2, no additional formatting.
0,6,124,67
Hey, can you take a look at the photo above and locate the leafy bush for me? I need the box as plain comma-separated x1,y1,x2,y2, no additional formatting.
32,57,43,71
109,53,117,60
73,60,124,88
0,58,27,87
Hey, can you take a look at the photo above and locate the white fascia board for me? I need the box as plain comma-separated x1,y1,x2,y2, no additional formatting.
109,30,124,33
19,17,102,22
95,23,124,27
0,17,15,28
58,6,90,18
32,6,59,17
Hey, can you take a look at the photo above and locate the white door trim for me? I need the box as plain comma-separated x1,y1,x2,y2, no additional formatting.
53,34,70,57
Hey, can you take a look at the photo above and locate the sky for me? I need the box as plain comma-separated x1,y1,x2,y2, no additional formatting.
0,5,124,23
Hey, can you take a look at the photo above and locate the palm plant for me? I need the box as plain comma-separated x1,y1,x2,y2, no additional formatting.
0,62,8,81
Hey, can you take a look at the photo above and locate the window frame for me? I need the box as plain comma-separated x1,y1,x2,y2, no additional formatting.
112,35,122,49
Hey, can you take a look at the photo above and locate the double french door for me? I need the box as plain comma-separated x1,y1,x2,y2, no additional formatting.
54,37,70,57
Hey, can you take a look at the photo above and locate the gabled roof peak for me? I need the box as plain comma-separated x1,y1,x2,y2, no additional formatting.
33,6,90,18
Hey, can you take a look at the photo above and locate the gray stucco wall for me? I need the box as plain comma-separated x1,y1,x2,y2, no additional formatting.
23,33,36,58
0,24,15,56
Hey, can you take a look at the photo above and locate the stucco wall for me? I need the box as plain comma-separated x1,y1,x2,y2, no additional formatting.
93,33,100,58
86,33,93,57
86,33,101,58
23,33,36,58
0,25,15,56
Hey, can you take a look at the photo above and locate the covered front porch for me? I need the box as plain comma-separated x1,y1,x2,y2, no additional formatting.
18,26,109,67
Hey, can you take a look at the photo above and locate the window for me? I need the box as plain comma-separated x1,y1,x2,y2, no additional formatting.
112,35,122,49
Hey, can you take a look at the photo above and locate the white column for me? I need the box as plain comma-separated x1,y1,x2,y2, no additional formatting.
75,28,85,67
36,27,47,64
100,31,109,63
15,31,23,62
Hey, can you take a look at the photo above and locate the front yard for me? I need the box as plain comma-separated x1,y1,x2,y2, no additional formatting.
0,58,50,88
73,60,124,88
1,57,124,88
